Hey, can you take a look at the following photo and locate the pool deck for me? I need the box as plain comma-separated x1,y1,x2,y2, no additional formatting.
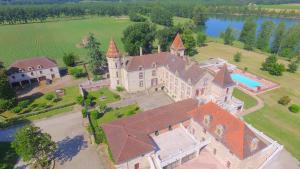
233,69,280,95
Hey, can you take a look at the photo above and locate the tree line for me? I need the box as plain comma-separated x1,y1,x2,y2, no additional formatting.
1,1,300,25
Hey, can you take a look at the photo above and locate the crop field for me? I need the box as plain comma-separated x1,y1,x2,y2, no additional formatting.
0,16,132,67
196,42,300,159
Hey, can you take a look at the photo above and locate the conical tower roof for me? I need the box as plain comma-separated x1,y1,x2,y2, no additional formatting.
170,33,185,50
106,39,120,58
213,64,235,88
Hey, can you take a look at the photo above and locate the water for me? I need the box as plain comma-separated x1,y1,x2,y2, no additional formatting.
231,73,261,89
204,15,298,38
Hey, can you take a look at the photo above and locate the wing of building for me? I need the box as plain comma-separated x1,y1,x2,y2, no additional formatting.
102,99,282,169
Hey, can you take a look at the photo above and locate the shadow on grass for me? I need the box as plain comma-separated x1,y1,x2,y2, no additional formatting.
55,135,88,165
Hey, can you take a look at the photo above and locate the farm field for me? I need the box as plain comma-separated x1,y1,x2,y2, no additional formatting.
195,42,300,159
0,16,132,67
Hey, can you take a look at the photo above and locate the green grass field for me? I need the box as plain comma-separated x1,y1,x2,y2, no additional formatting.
0,142,18,169
233,88,257,109
0,16,132,67
259,4,300,10
98,104,139,124
196,42,300,159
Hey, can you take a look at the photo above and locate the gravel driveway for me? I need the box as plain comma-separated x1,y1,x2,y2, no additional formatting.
0,111,106,169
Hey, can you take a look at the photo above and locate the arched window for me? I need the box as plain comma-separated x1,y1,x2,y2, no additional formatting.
28,67,33,71
37,65,43,69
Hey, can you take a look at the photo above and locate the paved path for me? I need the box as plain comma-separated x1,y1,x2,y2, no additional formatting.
237,87,264,117
0,112,106,169
264,149,300,169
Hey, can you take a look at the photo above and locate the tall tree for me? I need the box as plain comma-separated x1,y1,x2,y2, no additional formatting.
239,18,257,50
156,26,182,52
12,125,56,169
86,33,106,75
223,27,235,45
192,5,208,26
150,7,173,27
271,22,286,54
122,22,156,56
0,62,16,112
256,20,275,52
196,31,207,47
182,29,197,56
279,24,300,59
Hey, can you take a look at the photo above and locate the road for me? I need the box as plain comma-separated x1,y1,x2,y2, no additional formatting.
0,111,106,169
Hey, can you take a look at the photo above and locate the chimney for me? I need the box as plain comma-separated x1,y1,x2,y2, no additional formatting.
139,47,143,56
158,45,161,53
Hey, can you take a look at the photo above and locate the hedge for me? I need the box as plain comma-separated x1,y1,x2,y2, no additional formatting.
0,102,76,128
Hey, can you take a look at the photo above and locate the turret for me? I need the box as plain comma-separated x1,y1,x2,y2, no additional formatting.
170,33,185,57
106,39,122,90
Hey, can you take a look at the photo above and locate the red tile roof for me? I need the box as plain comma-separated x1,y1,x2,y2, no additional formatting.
170,33,185,50
188,102,267,159
212,64,235,88
106,39,120,58
102,99,198,164
8,57,57,74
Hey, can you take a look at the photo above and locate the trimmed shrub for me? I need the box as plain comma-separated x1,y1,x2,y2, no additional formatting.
116,86,125,92
45,93,55,101
81,108,88,118
289,104,300,113
278,96,291,106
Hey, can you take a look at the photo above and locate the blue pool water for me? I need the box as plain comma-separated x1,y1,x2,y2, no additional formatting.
231,73,261,88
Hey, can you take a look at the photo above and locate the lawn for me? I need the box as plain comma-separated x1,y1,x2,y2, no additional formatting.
259,4,300,10
233,88,257,109
98,104,140,124
0,16,132,67
195,42,300,159
88,87,121,106
26,106,74,121
0,142,18,169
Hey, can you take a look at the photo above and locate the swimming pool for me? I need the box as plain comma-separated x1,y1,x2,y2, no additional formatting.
231,73,261,88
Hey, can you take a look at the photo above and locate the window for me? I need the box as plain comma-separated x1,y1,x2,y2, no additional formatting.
116,72,118,78
40,71,43,74
37,65,43,69
155,131,159,136
226,88,229,94
50,68,53,72
224,96,228,102
117,80,119,85
139,66,143,70
139,72,143,79
134,163,139,169
28,67,33,71
152,63,156,68
115,63,118,68
203,128,206,134
213,148,217,155
139,81,143,87
18,69,24,73
31,72,34,76
215,125,225,137
203,115,212,126
168,125,172,131
152,70,156,76
250,138,259,152
21,74,25,77
12,76,15,79
227,161,231,168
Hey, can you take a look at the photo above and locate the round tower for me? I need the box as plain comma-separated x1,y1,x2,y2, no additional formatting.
106,39,121,90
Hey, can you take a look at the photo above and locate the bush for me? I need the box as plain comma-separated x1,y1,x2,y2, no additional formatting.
18,100,30,109
129,12,146,22
12,106,22,113
85,98,93,107
90,110,100,119
63,53,76,67
196,32,206,47
287,61,298,73
76,96,84,105
81,108,88,118
45,93,55,101
69,67,86,79
113,94,120,100
234,52,242,62
278,96,291,105
116,86,125,92
0,99,15,112
289,104,300,113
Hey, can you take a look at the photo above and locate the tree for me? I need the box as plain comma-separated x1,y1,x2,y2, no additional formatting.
63,53,76,67
12,125,56,169
122,22,156,56
150,7,173,26
86,33,107,75
239,18,256,50
233,52,242,62
156,26,182,52
129,12,146,22
287,61,298,73
196,31,206,47
261,55,285,76
192,5,207,26
182,29,197,56
0,62,16,112
278,24,300,59
271,22,285,54
223,27,235,45
256,20,275,52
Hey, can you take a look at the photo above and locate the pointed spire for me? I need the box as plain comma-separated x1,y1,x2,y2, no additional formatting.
213,64,235,88
170,33,185,50
106,39,120,58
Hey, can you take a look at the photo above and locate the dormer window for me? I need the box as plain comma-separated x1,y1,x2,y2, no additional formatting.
18,68,24,73
37,65,43,69
28,67,33,71
138,66,143,71
168,125,172,131
203,115,212,126
155,131,159,136
152,63,156,68
250,138,259,152
215,124,225,137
